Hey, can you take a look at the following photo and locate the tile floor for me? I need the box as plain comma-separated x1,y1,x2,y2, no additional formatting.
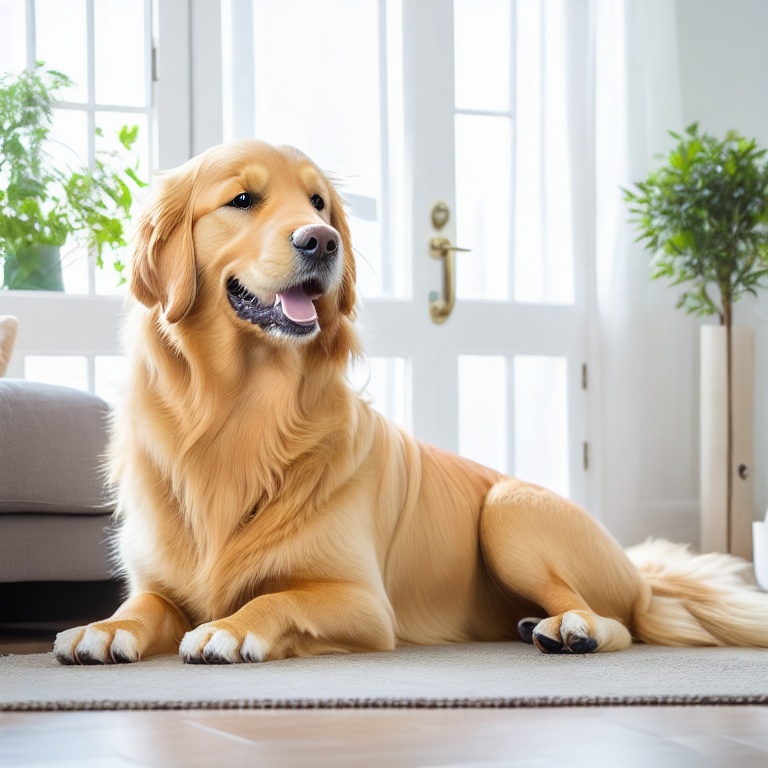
2,629,768,767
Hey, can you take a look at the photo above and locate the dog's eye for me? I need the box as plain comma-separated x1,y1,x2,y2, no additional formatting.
310,194,325,211
229,193,253,210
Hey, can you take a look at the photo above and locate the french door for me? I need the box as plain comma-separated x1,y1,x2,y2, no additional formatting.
225,0,587,503
4,0,588,505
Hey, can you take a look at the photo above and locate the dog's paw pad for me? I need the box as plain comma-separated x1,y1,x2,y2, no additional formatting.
110,628,141,663
74,627,112,664
53,626,86,664
531,611,631,655
517,617,544,645
181,625,242,664
203,630,241,664
567,636,598,653
559,611,598,653
532,631,566,653
180,625,270,664
241,632,269,662
531,616,566,653
179,626,214,663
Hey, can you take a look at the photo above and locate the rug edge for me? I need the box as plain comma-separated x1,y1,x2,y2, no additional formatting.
3,694,768,712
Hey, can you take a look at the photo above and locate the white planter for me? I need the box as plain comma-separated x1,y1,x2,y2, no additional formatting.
754,515,768,590
699,325,754,558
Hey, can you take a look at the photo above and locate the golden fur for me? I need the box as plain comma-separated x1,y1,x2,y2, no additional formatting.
55,140,768,665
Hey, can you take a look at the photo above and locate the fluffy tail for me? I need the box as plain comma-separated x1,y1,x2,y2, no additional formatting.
626,539,768,648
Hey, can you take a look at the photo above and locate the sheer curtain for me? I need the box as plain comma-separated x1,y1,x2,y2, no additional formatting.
585,0,700,544
529,0,697,542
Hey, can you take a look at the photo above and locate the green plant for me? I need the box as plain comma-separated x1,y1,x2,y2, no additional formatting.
0,63,146,287
625,122,768,551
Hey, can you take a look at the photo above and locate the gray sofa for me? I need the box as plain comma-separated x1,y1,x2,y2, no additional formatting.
0,379,120,622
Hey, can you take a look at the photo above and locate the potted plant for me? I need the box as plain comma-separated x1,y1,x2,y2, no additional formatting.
0,63,146,290
625,122,768,557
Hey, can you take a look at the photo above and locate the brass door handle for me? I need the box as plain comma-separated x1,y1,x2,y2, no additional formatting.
429,237,471,324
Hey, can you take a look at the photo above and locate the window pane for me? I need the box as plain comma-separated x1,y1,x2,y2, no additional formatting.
458,355,507,474
60,243,89,295
51,108,89,170
229,0,406,299
93,112,150,295
514,355,569,497
96,112,150,169
348,217,383,302
94,0,147,106
47,110,89,294
35,0,88,102
455,114,511,300
0,0,27,73
25,355,88,392
348,356,410,429
248,1,380,197
454,0,511,112
514,0,574,304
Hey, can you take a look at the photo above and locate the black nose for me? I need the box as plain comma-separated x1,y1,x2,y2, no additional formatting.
291,224,339,262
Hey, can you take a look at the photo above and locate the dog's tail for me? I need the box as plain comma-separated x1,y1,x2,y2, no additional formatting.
626,539,768,647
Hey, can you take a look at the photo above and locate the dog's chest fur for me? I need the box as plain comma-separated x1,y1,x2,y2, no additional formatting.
114,359,373,623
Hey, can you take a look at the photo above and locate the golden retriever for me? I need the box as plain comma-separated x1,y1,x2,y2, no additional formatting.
54,139,768,665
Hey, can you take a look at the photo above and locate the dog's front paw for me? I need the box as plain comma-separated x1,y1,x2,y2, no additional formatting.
180,623,270,664
54,623,142,665
532,611,632,654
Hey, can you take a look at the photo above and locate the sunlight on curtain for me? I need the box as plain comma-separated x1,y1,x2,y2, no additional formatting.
592,0,693,544
514,0,575,305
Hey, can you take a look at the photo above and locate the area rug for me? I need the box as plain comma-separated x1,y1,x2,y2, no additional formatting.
2,642,767,711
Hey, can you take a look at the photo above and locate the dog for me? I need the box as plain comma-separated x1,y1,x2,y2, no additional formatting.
54,139,768,665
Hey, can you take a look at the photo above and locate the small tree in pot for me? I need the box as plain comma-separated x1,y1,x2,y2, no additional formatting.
0,63,146,290
625,122,768,553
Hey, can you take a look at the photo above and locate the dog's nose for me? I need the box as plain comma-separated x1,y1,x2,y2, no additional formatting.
291,224,339,262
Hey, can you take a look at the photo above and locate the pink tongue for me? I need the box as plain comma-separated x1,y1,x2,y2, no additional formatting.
277,286,317,325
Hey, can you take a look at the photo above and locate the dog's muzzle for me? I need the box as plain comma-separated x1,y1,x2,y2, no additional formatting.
226,224,342,339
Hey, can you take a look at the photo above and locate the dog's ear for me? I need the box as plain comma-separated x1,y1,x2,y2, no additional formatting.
130,164,198,324
328,183,356,316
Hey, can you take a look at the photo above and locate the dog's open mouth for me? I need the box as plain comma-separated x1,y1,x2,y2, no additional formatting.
226,277,323,337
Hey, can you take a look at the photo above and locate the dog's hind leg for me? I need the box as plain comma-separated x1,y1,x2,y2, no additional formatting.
479,479,650,653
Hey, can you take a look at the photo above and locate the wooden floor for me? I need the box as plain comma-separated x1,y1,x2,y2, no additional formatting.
2,628,768,768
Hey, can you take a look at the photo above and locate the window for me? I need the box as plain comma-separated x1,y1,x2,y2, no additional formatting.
221,0,406,302
1,0,158,399
0,0,154,296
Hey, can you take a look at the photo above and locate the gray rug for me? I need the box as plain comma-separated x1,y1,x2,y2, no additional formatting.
2,642,767,711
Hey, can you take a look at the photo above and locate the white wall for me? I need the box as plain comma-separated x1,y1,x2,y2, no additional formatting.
616,0,768,547
676,0,768,528
677,0,768,518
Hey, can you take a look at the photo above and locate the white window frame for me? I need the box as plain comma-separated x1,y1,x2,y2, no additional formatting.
3,0,223,394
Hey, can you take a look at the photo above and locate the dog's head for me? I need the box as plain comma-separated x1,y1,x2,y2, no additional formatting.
130,140,356,349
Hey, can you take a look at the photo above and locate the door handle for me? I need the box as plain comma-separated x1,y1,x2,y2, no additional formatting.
429,237,471,324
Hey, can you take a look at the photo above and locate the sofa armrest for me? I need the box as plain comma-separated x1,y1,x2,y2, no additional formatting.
0,380,114,514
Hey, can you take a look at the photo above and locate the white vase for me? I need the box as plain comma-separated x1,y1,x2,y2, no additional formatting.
754,515,768,590
699,325,754,558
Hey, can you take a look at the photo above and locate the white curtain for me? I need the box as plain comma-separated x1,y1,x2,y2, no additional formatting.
587,0,700,544
528,0,700,543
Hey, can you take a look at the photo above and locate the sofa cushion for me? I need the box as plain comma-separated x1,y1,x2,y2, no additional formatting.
0,379,114,514
0,513,115,582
